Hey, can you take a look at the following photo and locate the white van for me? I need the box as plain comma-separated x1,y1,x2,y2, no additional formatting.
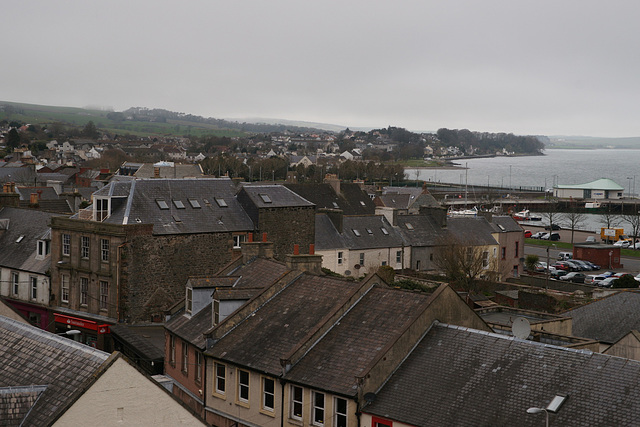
558,252,573,261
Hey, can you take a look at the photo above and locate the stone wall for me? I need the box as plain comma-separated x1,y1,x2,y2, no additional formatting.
257,206,315,261
121,232,233,322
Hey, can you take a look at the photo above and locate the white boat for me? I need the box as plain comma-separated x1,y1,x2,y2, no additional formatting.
585,201,601,209
512,209,542,221
448,206,478,217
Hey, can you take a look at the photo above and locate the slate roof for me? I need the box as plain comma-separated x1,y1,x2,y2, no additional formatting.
109,324,165,361
206,274,362,374
315,214,403,250
395,214,498,247
0,315,109,426
240,184,315,208
285,285,430,395
284,183,375,215
0,386,46,427
133,163,204,178
563,291,640,343
364,322,640,427
93,178,254,235
166,303,212,349
0,207,65,274
491,215,524,233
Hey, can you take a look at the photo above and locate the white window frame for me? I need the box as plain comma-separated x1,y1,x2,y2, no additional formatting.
30,276,37,300
359,252,364,265
337,251,343,265
81,236,90,259
195,352,202,383
238,369,250,403
61,274,69,303
262,377,275,412
11,272,19,295
101,238,109,262
396,250,402,264
181,340,188,375
290,385,303,421
186,287,193,314
214,362,226,395
62,234,70,256
312,391,325,426
233,234,245,249
169,335,176,365
334,397,348,427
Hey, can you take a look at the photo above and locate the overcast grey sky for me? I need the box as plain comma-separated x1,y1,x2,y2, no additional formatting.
3,1,640,136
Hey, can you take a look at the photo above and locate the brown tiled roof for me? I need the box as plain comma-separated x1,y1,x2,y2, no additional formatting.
207,275,362,374
0,386,46,427
284,285,430,395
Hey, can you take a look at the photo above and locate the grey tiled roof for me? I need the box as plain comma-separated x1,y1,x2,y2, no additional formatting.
315,214,403,250
94,178,254,235
564,291,640,343
395,214,448,246
0,315,109,426
239,184,315,208
285,285,430,395
109,324,165,361
364,322,640,427
206,274,362,374
166,304,212,350
491,215,524,232
284,183,375,215
447,217,499,246
0,207,65,274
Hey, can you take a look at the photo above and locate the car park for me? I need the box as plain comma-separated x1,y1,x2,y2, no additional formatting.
583,261,600,270
553,261,574,271
562,272,586,283
550,269,568,279
541,232,561,241
570,260,592,271
557,252,573,261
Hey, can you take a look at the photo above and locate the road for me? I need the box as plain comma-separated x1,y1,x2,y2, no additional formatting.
523,225,640,274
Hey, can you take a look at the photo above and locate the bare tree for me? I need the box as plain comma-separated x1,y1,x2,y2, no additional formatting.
600,212,622,243
542,202,561,230
623,208,640,249
562,208,587,245
432,236,499,293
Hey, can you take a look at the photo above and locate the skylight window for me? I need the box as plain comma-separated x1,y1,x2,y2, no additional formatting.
366,228,373,235
173,200,185,209
156,199,169,209
381,227,389,235
215,198,228,207
189,199,201,208
16,235,24,243
259,194,272,203
360,201,366,206
352,229,361,237
405,223,414,230
332,202,339,209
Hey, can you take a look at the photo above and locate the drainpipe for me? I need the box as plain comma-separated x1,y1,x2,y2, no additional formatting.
280,377,285,427
117,242,127,322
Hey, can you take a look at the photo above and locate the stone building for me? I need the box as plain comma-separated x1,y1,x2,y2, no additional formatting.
49,178,254,345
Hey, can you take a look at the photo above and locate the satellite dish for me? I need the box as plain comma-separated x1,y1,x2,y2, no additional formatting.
512,317,531,339
364,392,377,404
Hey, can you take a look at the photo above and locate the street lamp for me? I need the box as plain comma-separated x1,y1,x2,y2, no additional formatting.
526,407,549,427
627,177,633,198
545,243,557,290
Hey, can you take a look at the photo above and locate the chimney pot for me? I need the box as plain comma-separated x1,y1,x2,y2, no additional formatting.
293,244,299,255
309,244,315,255
262,232,267,242
248,232,253,242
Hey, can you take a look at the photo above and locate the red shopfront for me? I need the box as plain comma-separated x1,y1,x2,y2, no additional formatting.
54,313,111,350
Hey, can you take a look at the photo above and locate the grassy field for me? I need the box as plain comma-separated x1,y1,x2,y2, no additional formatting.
0,101,247,138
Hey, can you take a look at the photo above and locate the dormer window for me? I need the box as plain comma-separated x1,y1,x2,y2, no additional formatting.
95,198,110,221
36,240,50,259
156,199,169,209
186,287,193,315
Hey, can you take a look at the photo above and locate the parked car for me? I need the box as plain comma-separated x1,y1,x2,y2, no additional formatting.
531,231,546,239
535,262,556,273
634,242,640,250
585,236,597,243
614,240,631,248
553,261,573,271
562,272,586,283
613,272,634,280
582,261,600,270
570,260,592,271
598,277,619,288
550,269,568,279
557,252,573,261
524,230,532,238
635,273,640,282
599,271,616,278
545,224,561,230
541,232,561,241
585,274,608,285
